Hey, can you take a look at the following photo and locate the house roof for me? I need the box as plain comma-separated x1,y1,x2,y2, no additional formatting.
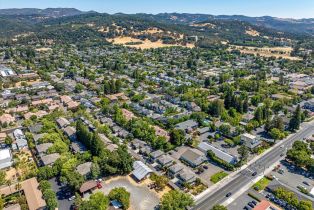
175,120,198,130
180,148,205,164
132,161,153,181
178,169,195,182
150,150,164,159
36,143,53,154
0,178,46,210
157,155,174,166
22,177,46,210
198,142,237,164
56,117,70,128
71,141,87,153
63,126,76,137
76,162,92,176
253,200,282,210
169,163,184,173
41,153,60,166
79,180,98,193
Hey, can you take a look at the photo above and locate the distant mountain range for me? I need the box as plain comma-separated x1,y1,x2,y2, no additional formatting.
0,8,93,18
0,8,313,35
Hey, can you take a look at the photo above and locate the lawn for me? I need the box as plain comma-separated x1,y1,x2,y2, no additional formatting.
252,177,271,191
210,171,228,184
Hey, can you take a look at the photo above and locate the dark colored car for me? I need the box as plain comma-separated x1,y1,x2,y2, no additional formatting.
252,200,257,205
252,171,257,176
226,192,232,197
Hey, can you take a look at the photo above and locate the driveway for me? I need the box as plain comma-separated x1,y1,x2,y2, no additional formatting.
49,177,74,210
98,176,159,210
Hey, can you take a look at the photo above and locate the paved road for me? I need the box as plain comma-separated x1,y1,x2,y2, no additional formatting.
193,122,314,210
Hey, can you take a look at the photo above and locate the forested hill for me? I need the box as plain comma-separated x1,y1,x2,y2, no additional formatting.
0,9,313,49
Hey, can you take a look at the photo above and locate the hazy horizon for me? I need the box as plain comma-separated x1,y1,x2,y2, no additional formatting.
0,0,313,19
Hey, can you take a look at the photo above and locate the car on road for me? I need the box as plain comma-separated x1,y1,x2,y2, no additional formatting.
280,153,284,157
226,192,232,197
252,171,257,176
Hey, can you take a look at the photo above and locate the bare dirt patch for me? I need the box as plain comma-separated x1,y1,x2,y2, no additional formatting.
107,36,194,49
191,23,216,29
245,29,260,37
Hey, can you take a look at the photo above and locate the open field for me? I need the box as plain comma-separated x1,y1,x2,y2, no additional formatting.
107,36,194,49
229,45,302,60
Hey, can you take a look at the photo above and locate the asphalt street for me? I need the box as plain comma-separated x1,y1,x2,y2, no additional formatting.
193,122,314,210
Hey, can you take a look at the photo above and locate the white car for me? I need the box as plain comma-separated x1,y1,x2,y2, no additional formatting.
68,196,76,201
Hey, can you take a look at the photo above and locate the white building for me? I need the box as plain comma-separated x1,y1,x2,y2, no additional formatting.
0,149,13,169
241,133,261,149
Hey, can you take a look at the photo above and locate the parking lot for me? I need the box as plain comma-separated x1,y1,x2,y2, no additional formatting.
49,177,74,210
270,160,314,193
228,190,260,210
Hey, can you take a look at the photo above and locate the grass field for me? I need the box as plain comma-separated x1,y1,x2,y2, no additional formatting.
252,177,271,191
210,171,228,184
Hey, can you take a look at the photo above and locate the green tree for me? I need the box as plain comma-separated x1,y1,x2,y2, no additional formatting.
160,190,194,210
170,129,186,146
150,173,169,190
298,200,313,210
289,105,301,131
212,205,228,210
43,189,58,210
108,187,130,210
270,128,285,140
237,145,249,163
91,162,101,179
0,196,4,210
81,192,109,210
0,170,6,186
4,136,13,146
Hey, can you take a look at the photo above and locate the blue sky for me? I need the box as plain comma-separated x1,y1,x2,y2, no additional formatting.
0,0,313,19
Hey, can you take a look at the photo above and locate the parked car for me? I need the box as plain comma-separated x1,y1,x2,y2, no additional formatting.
68,196,76,201
226,192,232,197
248,202,255,208
252,200,257,205
303,181,310,186
252,171,257,176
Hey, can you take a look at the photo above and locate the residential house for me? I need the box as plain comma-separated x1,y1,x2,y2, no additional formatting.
56,117,70,128
0,177,46,210
168,163,184,178
36,143,53,155
180,148,206,167
175,120,198,133
0,149,13,169
0,113,15,125
178,169,196,184
150,150,164,161
13,129,28,150
76,162,92,177
156,155,174,168
241,133,261,149
79,180,98,196
63,126,77,141
132,161,153,182
40,153,60,166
